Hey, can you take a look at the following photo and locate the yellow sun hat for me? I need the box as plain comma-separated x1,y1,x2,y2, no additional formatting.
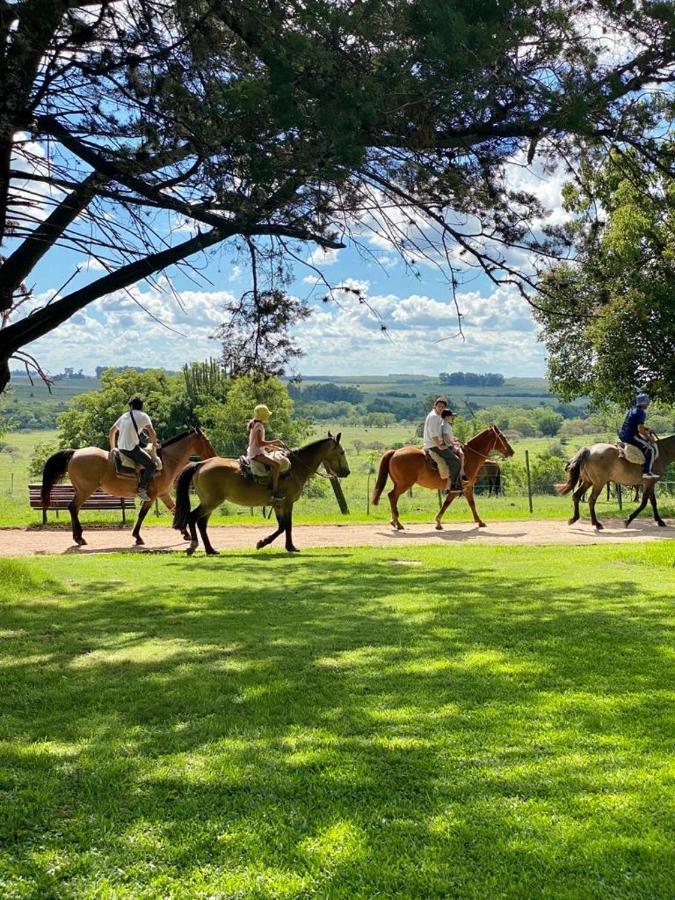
253,404,271,422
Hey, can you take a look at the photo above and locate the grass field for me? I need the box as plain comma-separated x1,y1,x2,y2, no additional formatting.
1,544,673,897
2,427,674,529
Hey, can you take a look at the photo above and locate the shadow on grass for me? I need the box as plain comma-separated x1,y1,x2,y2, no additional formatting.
0,551,673,896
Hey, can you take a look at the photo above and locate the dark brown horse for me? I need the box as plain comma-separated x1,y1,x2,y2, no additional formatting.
478,460,503,496
557,434,675,529
372,425,514,530
173,433,350,554
41,427,216,546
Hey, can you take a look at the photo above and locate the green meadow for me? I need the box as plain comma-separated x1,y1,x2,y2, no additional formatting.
1,544,673,897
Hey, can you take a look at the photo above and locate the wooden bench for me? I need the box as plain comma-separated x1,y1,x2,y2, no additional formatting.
29,484,136,525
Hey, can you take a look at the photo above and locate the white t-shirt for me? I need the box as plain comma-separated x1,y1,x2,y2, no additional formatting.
114,410,152,451
423,410,443,451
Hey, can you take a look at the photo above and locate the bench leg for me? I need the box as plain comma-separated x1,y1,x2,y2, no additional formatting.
122,504,126,525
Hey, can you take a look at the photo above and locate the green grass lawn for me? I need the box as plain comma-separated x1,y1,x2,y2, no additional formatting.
1,544,674,897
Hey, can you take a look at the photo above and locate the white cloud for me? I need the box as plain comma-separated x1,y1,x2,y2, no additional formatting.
306,246,341,267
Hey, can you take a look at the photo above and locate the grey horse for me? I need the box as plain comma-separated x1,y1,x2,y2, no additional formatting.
557,435,675,530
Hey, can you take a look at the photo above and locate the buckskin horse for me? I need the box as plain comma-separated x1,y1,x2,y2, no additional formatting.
173,433,350,555
557,434,675,530
372,425,514,530
41,427,216,546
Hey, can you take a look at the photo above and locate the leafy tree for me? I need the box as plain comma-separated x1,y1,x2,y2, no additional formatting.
58,369,191,448
536,145,675,404
533,408,563,437
197,374,310,457
1,1,674,389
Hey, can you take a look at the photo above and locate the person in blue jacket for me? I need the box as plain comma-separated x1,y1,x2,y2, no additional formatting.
618,393,658,478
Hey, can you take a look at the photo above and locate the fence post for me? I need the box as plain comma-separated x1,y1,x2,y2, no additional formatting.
617,483,622,511
329,476,350,515
525,449,533,513
366,472,370,516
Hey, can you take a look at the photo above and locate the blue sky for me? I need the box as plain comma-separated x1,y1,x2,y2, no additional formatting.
17,147,567,379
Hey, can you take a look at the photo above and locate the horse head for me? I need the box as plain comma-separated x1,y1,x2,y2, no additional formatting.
193,425,217,459
324,431,351,478
488,424,514,458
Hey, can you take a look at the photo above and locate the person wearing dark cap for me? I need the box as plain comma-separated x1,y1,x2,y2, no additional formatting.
619,392,658,479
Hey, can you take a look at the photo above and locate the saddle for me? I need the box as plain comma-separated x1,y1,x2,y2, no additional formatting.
424,450,440,473
616,440,658,466
111,446,163,479
238,450,291,485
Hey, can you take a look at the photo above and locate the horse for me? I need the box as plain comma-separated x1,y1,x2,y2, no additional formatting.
173,432,350,555
478,460,503,496
556,434,675,530
371,425,514,531
41,427,216,546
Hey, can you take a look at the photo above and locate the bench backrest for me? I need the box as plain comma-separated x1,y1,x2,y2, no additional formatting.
28,484,135,509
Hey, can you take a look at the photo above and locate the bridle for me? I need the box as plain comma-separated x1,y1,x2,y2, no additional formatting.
464,425,511,463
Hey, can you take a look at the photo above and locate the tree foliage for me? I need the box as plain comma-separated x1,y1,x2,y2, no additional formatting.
535,145,675,404
1,1,673,389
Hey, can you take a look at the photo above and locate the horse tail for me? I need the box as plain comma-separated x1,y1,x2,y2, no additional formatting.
371,450,395,506
41,450,75,507
173,461,204,530
556,448,590,495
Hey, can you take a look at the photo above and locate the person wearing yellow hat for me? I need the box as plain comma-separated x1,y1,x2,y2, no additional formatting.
246,403,287,501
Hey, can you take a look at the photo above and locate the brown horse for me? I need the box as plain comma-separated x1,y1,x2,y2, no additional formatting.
557,434,675,530
41,427,216,546
173,433,350,555
372,425,514,530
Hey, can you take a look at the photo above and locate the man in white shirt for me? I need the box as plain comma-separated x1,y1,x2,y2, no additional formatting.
109,396,158,501
423,397,461,491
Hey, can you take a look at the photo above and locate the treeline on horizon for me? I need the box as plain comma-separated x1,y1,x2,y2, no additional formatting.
439,372,505,386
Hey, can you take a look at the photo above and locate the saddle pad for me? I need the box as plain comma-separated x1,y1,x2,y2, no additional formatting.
112,449,138,478
618,443,645,465
425,450,449,481
250,450,291,478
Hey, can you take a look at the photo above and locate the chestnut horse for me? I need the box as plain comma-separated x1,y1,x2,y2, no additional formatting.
41,427,216,546
173,433,350,555
372,425,514,530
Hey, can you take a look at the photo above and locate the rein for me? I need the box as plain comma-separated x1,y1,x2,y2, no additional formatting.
463,426,504,464
288,440,337,480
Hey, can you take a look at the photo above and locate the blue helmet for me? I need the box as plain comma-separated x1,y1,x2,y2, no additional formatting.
636,392,651,406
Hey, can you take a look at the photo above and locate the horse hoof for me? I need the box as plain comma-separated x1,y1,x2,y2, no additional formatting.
256,540,265,550
186,545,197,556
287,546,300,553
478,521,487,528
435,522,443,531
181,530,190,541
568,517,577,526
595,523,604,531
134,536,144,546
78,538,87,546
205,549,218,556
658,520,667,527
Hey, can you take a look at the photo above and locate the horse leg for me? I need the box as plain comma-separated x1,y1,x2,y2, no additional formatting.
588,484,605,530
434,489,459,530
648,489,667,527
132,499,152,546
256,509,286,550
284,508,299,553
196,511,218,555
68,494,87,546
463,485,486,528
388,486,406,531
569,480,591,525
625,485,651,528
186,504,205,555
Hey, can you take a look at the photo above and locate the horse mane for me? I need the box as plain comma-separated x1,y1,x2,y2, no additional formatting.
291,435,334,454
159,428,195,452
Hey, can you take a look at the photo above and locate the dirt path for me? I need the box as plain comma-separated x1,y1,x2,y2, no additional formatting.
1,519,673,556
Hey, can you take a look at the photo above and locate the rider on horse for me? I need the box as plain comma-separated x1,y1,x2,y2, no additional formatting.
247,403,287,502
440,408,468,483
423,397,462,491
619,392,658,479
109,396,158,501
